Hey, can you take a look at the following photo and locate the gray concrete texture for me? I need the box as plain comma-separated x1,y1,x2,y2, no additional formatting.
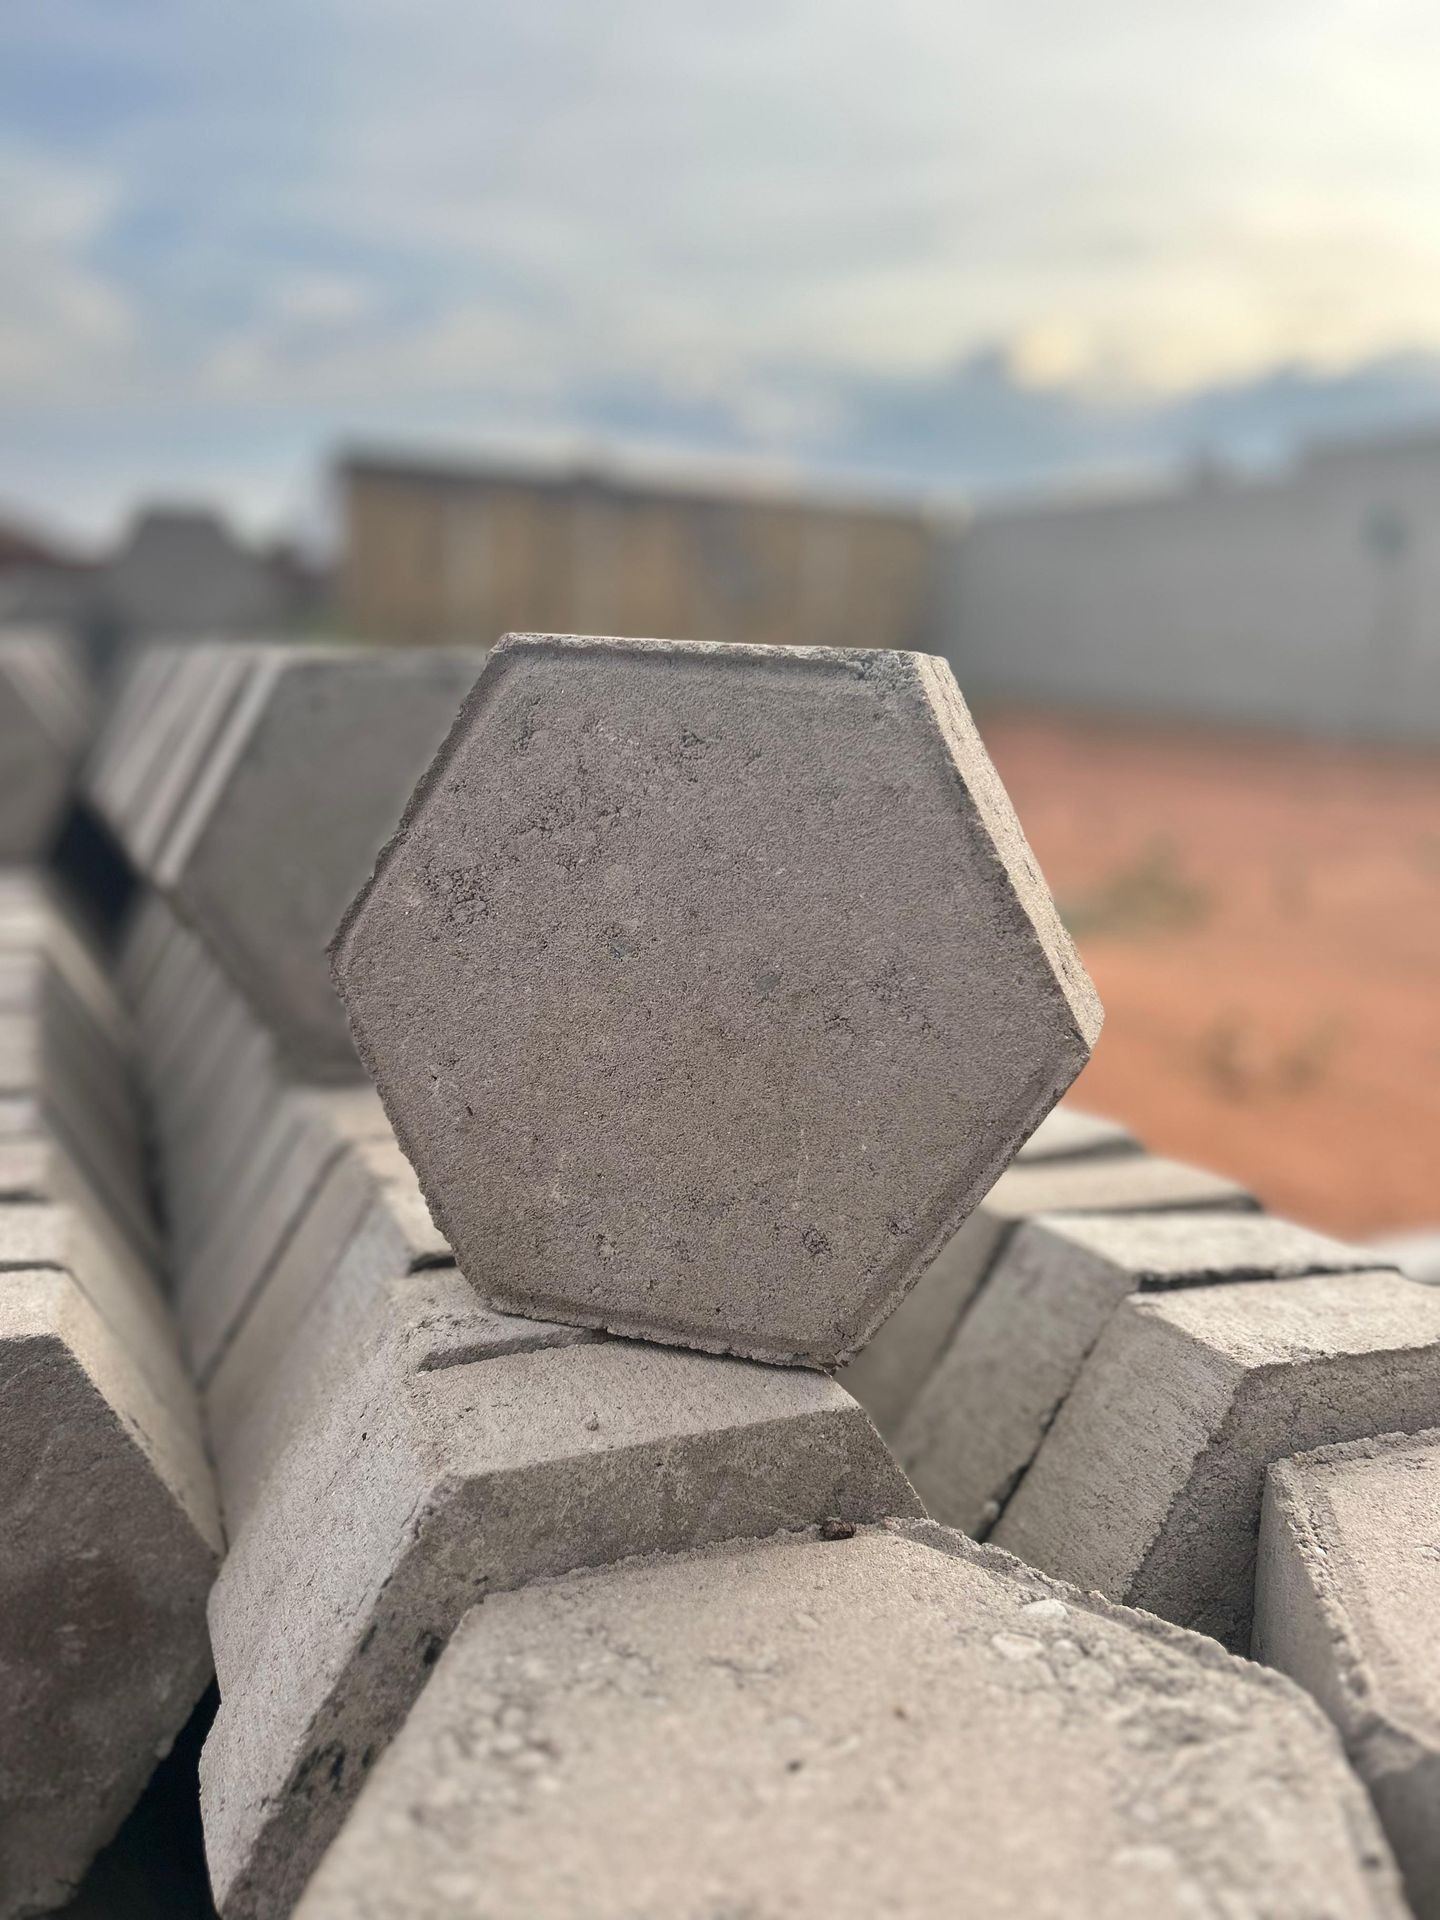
0,881,157,1272
1256,1428,1440,1920
293,1522,1406,1920
202,1306,917,1918
204,1137,451,1532
0,631,91,859
111,869,919,1917
1012,1102,1138,1162
992,1271,1440,1649
0,1270,217,1916
173,1081,413,1386
0,1200,202,1438
840,1148,1254,1439
93,642,487,1074
118,898,391,1366
0,915,156,1270
333,633,1101,1367
0,875,220,1914
896,1209,1389,1534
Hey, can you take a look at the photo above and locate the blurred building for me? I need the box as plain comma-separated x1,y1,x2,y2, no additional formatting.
104,508,309,637
944,428,1440,742
337,450,939,654
0,516,99,630
0,506,325,661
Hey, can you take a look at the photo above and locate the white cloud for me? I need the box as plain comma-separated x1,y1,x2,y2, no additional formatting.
269,271,376,328
0,145,133,395
6,0,1440,535
258,0,1440,395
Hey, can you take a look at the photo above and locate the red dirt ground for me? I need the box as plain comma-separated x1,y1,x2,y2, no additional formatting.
979,708,1440,1240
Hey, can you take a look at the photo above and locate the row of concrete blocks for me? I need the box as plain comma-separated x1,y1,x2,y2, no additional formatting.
115,904,1440,1915
114,884,918,1913
0,869,218,1916
90,641,486,1075
272,1153,1440,1919
0,635,91,862
831,1112,1440,1912
8,634,1433,1911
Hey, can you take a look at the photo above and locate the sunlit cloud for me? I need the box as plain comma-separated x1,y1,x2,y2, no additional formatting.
3,0,1440,534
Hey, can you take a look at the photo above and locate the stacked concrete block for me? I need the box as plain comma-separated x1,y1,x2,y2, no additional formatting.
201,1118,451,1531
117,896,396,1380
0,874,219,1914
1380,1230,1440,1285
292,1522,1407,1920
106,633,1100,1914
332,633,1102,1365
114,904,920,1914
0,631,91,860
202,1319,918,1917
1012,1101,1138,1162
0,879,158,1266
91,642,487,1073
897,1208,1385,1534
106,634,1440,1913
841,1143,1255,1438
118,923,922,1913
1256,1429,1440,1918
990,1270,1440,1649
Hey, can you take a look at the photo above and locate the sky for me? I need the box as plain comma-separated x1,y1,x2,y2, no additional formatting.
5,0,1440,546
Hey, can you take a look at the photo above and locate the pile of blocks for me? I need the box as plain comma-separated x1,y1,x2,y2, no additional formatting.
0,634,90,864
2,629,1437,1919
0,638,217,1916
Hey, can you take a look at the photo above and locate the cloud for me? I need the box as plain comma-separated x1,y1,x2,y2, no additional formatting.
0,144,133,395
4,0,1440,536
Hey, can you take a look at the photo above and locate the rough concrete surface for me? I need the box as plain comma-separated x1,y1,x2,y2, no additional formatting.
157,646,485,1073
897,1209,1385,1533
206,1162,454,1533
841,1150,1254,1438
202,1337,917,1918
1256,1428,1440,1919
0,1200,203,1435
0,1270,220,1918
1013,1103,1138,1162
333,633,1101,1367
0,633,90,859
992,1270,1440,1648
292,1522,1406,1920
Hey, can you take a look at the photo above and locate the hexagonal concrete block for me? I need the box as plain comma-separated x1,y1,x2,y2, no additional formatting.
1256,1429,1440,1920
839,1148,1255,1439
895,1208,1389,1536
0,632,90,860
201,1315,917,1918
1013,1101,1138,1162
97,645,486,1074
0,1269,219,1916
292,1523,1407,1920
332,635,1101,1367
992,1270,1440,1649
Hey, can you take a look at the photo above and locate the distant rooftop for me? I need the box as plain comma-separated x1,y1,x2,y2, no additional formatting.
338,440,943,524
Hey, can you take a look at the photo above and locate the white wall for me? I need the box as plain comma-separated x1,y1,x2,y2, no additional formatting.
942,435,1440,740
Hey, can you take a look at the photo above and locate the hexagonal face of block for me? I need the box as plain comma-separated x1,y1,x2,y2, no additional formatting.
0,1271,218,1914
160,647,486,1074
895,1209,1387,1537
1256,1430,1440,1919
333,635,1101,1367
293,1524,1408,1920
991,1270,1440,1649
202,1326,919,1919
